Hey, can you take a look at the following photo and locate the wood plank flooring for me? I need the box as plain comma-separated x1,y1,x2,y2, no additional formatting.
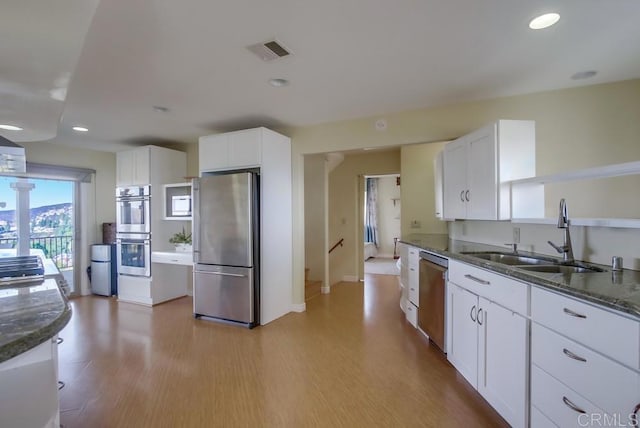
58,274,507,427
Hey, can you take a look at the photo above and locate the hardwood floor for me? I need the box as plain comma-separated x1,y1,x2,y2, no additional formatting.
58,274,507,427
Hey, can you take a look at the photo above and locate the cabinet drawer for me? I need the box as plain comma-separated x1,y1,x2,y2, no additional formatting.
531,364,605,428
448,260,527,314
407,278,419,306
405,302,418,327
532,323,640,416
531,286,640,369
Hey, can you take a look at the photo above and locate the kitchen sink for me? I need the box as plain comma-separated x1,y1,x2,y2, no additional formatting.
461,252,554,266
517,264,605,274
462,251,606,273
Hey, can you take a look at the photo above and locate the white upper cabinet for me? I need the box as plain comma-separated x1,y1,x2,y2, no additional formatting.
116,146,186,187
199,128,262,172
442,120,535,220
117,146,151,186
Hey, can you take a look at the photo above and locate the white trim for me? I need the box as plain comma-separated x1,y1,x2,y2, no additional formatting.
291,303,306,312
321,286,331,294
342,275,359,282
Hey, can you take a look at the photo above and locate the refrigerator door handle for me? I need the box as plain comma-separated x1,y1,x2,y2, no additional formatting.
196,271,247,278
192,178,200,259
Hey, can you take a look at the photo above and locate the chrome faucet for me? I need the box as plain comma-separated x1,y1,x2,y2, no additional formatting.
548,198,574,263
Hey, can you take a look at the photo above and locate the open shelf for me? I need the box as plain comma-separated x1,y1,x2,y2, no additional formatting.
510,161,640,228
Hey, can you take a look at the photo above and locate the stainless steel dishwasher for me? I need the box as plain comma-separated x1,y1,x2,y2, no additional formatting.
418,251,448,353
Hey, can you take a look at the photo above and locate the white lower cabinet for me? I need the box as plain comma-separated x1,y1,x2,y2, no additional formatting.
530,287,640,427
448,284,479,386
447,261,528,428
478,299,527,428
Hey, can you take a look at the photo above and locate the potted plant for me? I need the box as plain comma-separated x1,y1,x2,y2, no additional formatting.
169,227,192,252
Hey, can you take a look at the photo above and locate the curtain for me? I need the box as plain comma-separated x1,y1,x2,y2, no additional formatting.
364,177,379,247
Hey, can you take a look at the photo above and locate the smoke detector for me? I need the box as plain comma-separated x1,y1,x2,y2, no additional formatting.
247,39,292,62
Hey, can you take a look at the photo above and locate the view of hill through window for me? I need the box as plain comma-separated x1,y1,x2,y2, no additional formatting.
0,177,73,269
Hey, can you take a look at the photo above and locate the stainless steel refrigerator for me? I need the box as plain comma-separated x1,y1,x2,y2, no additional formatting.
91,244,117,296
192,171,259,327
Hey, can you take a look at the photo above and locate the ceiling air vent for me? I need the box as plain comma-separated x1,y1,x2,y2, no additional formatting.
247,39,291,62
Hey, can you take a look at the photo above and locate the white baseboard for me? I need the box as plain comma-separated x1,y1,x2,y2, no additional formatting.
291,302,306,312
342,275,359,282
321,286,331,294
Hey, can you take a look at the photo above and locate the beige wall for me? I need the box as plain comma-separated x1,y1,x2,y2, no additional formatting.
328,150,400,284
400,142,448,237
304,154,326,282
288,79,640,304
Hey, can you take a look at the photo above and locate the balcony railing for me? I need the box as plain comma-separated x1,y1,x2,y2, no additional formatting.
0,236,73,269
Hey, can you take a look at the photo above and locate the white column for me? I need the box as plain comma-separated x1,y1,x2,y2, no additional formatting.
10,180,35,256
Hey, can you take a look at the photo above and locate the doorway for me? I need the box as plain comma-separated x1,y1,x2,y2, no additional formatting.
363,174,401,276
0,176,77,293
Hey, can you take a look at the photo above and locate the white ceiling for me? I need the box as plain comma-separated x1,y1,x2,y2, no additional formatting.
2,0,640,152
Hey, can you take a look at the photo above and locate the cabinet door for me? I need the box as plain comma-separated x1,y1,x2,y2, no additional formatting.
407,246,419,306
467,125,498,219
199,134,230,172
443,137,468,219
448,283,478,388
116,151,134,186
229,129,262,167
478,298,527,428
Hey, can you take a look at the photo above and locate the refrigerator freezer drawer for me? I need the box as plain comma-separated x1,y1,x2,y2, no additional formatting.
194,265,254,324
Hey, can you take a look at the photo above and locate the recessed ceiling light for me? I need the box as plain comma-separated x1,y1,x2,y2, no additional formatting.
571,70,598,80
72,126,89,132
0,124,23,131
268,78,289,87
529,13,560,30
153,105,170,113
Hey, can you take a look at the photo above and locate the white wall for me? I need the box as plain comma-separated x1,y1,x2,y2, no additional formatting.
373,176,400,257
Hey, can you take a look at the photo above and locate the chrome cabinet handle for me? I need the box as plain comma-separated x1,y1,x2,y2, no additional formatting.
477,308,484,325
563,348,587,363
464,274,490,285
460,191,465,202
470,305,477,322
465,190,470,202
562,396,586,414
197,271,246,278
563,308,587,319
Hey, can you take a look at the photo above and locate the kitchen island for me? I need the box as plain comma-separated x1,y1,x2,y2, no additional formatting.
0,277,71,428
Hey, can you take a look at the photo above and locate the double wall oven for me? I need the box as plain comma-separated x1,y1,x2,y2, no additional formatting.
116,185,151,277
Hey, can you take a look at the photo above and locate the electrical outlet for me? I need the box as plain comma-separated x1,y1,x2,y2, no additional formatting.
513,227,521,244
410,220,421,229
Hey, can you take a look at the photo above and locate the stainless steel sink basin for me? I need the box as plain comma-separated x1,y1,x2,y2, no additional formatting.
517,264,605,274
461,252,553,266
462,251,606,273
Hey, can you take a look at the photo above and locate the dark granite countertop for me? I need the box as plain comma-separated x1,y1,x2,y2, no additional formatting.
0,278,71,363
401,233,640,320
